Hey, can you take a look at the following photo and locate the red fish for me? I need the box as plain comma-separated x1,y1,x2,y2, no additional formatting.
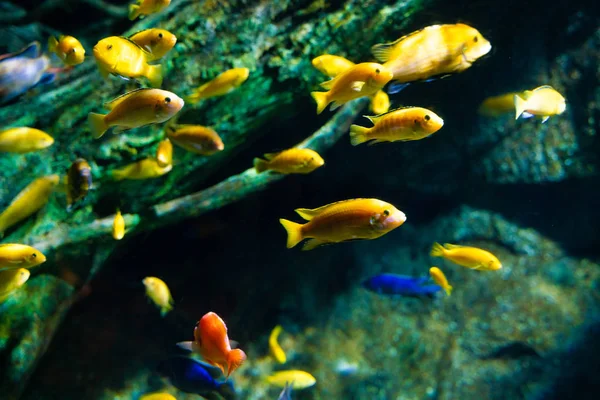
177,312,246,378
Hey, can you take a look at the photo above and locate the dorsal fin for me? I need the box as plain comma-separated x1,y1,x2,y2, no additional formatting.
263,152,280,160
533,85,554,92
103,88,149,110
17,41,41,59
443,243,463,249
320,77,337,90
294,199,365,220
364,106,415,124
371,28,425,62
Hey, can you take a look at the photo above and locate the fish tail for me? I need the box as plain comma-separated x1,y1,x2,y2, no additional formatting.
146,64,163,88
311,91,329,115
111,169,126,181
279,218,304,248
160,304,172,317
514,94,526,120
253,158,268,173
48,36,58,54
349,124,370,146
226,349,247,378
430,242,446,258
128,4,140,20
88,112,108,139
445,285,453,296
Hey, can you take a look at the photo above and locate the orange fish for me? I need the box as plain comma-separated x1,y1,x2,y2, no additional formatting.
177,312,246,378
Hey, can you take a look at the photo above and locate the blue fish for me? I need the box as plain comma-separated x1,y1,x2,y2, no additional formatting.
0,42,55,104
277,382,293,400
157,356,237,400
362,273,441,296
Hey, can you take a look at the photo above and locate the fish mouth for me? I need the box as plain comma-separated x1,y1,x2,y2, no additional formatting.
385,211,407,228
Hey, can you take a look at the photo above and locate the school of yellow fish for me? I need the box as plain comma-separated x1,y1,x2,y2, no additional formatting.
0,1,570,397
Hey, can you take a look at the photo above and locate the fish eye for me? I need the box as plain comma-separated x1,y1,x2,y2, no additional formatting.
375,68,380,74
165,97,171,103
424,115,431,121
107,44,113,50
473,36,479,43
31,253,37,258
158,33,163,38
383,209,390,216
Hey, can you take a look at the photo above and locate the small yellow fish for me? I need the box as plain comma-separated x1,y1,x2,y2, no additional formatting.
0,244,46,271
280,198,406,251
139,394,176,400
66,158,92,207
311,63,393,114
129,29,177,61
269,325,287,364
185,68,250,104
430,243,502,271
111,157,172,181
369,90,390,115
156,138,173,167
478,92,521,117
0,175,59,236
254,148,324,174
429,266,452,296
0,127,54,153
48,35,85,66
88,88,184,138
311,54,355,78
372,24,491,93
349,107,444,146
129,0,171,20
93,36,163,87
0,268,30,302
143,276,174,316
166,124,224,155
514,86,566,122
113,210,125,240
266,370,316,390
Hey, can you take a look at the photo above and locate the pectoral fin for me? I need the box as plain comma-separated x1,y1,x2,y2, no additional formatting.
350,81,365,92
302,239,330,251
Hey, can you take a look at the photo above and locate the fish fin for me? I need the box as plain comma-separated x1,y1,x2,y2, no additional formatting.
103,88,147,110
111,169,126,181
430,242,446,257
514,94,527,120
19,42,41,59
226,348,247,378
294,208,320,221
364,114,384,124
229,340,239,349
533,85,554,92
184,92,201,105
263,152,279,160
176,341,194,352
329,100,343,111
279,219,304,248
443,243,462,249
521,112,534,119
371,41,397,63
349,124,370,146
541,116,550,123
128,4,140,20
367,139,386,146
445,285,453,296
48,36,58,54
350,81,365,92
311,91,329,115
387,81,410,94
320,78,336,90
253,158,269,173
146,64,163,88
302,238,328,251
88,113,108,139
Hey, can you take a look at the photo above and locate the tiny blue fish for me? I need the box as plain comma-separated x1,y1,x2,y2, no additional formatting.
277,382,293,400
0,42,55,104
362,273,441,296
157,356,236,400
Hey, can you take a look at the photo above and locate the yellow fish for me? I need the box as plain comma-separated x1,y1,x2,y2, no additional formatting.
66,158,92,208
269,325,287,364
0,244,46,271
0,127,54,153
429,266,452,296
430,243,502,271
48,35,85,66
129,0,171,20
349,107,444,146
266,370,316,389
129,29,177,61
372,24,492,93
111,157,172,181
369,90,390,115
143,276,174,316
280,198,406,251
155,138,173,167
311,63,393,114
93,36,163,87
311,54,355,78
0,175,59,236
514,86,566,122
478,92,521,117
140,394,176,400
113,210,125,240
253,148,324,174
185,68,250,104
88,88,184,138
0,268,30,302
166,124,224,155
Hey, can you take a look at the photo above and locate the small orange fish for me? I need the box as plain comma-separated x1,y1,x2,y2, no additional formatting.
429,266,452,296
430,243,502,271
279,198,406,250
253,148,324,174
349,107,444,146
311,54,355,78
129,29,177,61
478,92,521,117
48,35,85,66
311,63,393,114
177,312,246,378
369,90,390,115
129,0,171,20
166,124,224,155
155,138,173,167
514,86,566,122
185,68,249,104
